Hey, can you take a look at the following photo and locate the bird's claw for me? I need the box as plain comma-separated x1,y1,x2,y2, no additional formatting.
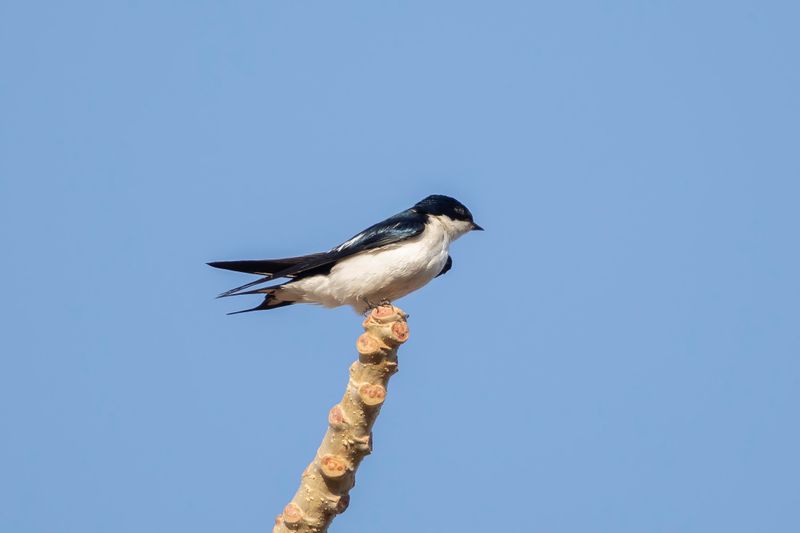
360,296,393,316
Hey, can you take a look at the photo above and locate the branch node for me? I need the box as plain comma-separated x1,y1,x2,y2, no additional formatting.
351,433,372,454
357,383,386,406
356,333,382,360
334,493,350,514
281,503,304,529
318,454,351,479
327,405,348,429
372,304,396,320
389,321,409,344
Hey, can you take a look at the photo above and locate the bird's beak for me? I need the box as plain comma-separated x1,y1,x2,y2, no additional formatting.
471,222,484,231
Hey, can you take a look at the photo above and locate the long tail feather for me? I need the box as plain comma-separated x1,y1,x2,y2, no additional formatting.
209,252,330,299
217,286,275,298
208,259,295,275
227,294,294,315
208,253,328,275
216,276,275,298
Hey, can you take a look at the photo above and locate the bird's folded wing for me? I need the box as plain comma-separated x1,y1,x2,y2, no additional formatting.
213,209,427,297
207,255,328,276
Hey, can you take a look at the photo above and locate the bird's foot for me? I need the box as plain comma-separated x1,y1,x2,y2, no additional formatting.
360,296,393,316
360,296,376,316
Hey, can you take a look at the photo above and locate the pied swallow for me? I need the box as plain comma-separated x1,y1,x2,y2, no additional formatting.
208,194,483,314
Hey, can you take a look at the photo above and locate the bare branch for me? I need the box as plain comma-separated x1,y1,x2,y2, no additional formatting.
273,305,410,533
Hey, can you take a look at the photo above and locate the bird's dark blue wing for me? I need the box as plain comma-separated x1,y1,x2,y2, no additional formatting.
275,208,427,277
329,209,426,254
215,209,427,297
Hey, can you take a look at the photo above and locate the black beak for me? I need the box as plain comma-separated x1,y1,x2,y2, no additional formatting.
471,222,484,231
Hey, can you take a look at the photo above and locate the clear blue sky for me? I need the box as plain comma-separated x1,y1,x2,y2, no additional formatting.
1,2,798,532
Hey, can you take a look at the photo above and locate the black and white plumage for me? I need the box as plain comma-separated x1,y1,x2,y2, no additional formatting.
208,195,483,314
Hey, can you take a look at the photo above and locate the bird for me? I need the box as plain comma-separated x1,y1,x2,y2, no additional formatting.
208,194,483,315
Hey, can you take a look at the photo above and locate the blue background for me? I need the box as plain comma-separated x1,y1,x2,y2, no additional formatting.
2,2,798,532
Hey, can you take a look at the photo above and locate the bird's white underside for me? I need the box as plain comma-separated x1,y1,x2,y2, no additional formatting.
276,215,473,313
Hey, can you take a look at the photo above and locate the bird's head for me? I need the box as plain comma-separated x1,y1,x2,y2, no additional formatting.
413,195,483,237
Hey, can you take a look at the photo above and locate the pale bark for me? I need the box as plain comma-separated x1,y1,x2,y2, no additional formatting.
273,305,409,533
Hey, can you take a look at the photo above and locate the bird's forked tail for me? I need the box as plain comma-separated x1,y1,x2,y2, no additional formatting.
224,286,294,315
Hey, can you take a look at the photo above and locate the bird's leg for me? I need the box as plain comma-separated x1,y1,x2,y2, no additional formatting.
359,296,394,316
360,296,377,316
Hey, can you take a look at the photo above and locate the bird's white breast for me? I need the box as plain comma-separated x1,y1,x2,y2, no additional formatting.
279,215,470,312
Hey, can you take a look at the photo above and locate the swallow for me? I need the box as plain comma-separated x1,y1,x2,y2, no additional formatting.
208,194,483,314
